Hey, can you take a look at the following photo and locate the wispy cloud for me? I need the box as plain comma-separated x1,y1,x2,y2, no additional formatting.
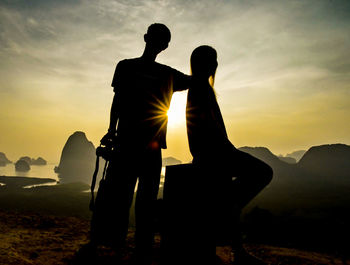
0,0,350,161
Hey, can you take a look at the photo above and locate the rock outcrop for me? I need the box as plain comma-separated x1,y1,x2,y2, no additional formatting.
15,159,31,172
32,157,47,165
18,156,32,165
55,131,96,184
0,152,12,167
18,156,47,166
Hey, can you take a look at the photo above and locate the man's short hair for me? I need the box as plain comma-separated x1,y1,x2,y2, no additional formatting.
146,23,171,43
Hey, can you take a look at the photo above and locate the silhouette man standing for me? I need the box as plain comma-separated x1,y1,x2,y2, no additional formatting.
90,23,189,264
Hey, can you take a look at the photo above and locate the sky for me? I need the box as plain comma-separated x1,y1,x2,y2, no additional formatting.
0,0,350,163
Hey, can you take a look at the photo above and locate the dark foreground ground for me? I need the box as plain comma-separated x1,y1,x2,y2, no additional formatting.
0,176,349,265
0,210,349,265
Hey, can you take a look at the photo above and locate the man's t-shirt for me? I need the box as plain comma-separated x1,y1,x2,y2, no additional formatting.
111,58,188,149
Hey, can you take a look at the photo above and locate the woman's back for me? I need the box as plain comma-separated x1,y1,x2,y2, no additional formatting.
185,46,273,265
186,78,229,161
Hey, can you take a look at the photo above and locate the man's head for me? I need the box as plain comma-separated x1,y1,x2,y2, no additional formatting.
144,23,171,54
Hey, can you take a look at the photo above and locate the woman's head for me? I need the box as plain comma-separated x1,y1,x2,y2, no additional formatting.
191,45,218,84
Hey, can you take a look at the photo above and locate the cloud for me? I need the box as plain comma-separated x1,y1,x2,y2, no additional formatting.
0,0,350,161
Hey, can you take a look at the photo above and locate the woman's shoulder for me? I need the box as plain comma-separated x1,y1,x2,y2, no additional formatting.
190,81,212,97
188,84,212,110
190,80,211,92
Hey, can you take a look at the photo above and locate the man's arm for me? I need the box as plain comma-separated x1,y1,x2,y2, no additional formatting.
108,93,120,132
101,92,120,145
101,60,124,145
172,68,191,92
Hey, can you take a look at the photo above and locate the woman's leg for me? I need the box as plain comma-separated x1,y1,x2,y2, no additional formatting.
229,149,273,211
227,148,273,255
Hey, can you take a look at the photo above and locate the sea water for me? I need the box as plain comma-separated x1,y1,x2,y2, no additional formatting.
0,163,59,181
0,163,166,191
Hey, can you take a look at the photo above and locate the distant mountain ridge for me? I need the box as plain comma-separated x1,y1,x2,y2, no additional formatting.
238,146,282,166
238,144,350,178
286,150,306,162
236,143,350,252
237,146,294,177
238,144,350,180
277,156,296,164
237,143,350,217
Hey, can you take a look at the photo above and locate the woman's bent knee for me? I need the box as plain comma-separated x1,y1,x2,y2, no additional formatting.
262,163,273,185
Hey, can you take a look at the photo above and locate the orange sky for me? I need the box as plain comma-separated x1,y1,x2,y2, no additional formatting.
1,0,349,163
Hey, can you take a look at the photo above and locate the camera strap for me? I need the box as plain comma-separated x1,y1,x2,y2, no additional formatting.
89,146,108,212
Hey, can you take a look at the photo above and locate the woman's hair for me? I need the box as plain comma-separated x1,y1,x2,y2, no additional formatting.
190,45,217,87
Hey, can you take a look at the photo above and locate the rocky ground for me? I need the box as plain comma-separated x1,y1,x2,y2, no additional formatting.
0,210,349,265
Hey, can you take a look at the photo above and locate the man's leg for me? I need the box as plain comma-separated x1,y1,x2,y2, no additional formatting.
90,153,138,249
134,147,162,261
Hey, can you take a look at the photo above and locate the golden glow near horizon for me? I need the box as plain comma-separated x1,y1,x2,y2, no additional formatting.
0,0,350,163
167,92,187,128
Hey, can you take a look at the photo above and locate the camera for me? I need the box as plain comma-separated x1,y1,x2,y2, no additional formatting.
96,145,114,161
96,131,117,161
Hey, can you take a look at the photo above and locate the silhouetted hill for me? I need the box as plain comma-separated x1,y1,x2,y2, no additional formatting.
15,160,30,172
286,150,306,162
238,145,350,215
18,156,47,166
19,156,32,165
162,156,182,166
237,144,350,253
237,146,296,177
32,157,47,165
0,152,12,166
298,144,350,178
55,131,96,184
238,146,282,165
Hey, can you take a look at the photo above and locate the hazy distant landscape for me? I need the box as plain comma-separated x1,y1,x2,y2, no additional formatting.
238,145,350,256
1,131,350,264
1,0,350,263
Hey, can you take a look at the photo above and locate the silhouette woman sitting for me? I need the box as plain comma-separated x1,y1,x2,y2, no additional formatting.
186,45,273,265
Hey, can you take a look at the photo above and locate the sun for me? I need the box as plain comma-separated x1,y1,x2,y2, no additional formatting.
167,91,187,128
